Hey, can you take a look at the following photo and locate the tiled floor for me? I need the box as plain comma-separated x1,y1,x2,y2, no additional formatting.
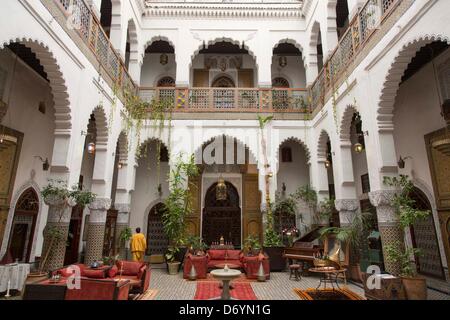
149,268,450,300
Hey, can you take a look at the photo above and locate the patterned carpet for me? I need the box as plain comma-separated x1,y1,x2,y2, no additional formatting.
194,282,257,300
294,288,364,300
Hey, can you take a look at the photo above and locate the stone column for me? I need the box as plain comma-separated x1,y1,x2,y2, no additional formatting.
41,196,75,271
369,190,404,276
114,203,130,259
85,198,111,265
335,199,360,227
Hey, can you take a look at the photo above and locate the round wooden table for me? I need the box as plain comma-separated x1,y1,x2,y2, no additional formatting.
210,268,241,300
309,267,347,291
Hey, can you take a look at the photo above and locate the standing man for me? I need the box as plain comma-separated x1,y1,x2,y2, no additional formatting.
131,228,147,262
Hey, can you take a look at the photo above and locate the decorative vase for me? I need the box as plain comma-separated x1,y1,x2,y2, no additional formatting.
401,276,427,300
257,262,266,282
189,264,197,280
167,262,181,275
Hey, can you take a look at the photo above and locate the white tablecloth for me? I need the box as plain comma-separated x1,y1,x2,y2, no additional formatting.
0,263,30,292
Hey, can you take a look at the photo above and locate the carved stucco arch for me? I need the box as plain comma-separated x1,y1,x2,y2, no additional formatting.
377,34,450,131
339,104,359,142
317,129,331,160
189,37,258,70
0,38,72,131
275,136,311,168
0,180,42,261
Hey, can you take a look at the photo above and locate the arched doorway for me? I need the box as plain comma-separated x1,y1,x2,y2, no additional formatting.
146,203,169,256
7,188,39,262
410,187,445,279
202,182,241,246
212,76,235,88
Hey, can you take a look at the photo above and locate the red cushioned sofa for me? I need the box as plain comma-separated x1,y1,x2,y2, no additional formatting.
24,260,151,300
206,249,244,269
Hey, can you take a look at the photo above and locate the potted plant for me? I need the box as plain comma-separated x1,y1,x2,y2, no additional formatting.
294,185,319,225
162,154,199,275
385,243,426,300
186,235,208,256
383,175,430,299
243,235,261,256
319,211,368,282
37,180,96,273
119,227,132,260
317,197,335,227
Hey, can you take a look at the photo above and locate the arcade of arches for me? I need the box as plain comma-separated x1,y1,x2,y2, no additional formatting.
1,0,450,301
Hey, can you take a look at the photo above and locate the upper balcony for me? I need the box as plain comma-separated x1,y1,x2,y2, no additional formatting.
42,0,411,118
140,87,309,114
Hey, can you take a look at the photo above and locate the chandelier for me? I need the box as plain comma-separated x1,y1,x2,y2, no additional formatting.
216,176,227,201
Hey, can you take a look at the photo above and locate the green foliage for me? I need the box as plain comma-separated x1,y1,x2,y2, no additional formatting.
383,175,430,228
186,235,208,253
264,228,283,247
294,185,318,208
119,227,132,245
244,235,261,253
317,197,335,221
165,246,180,263
41,180,96,207
272,192,297,217
385,242,422,277
162,154,199,261
257,115,274,129
102,254,119,266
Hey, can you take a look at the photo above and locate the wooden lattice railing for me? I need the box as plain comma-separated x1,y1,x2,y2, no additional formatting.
55,0,136,93
310,0,403,111
140,87,310,113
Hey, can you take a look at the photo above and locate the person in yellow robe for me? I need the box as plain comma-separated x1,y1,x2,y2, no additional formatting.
130,228,147,262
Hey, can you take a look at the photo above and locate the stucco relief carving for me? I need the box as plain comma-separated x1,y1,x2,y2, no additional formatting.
45,195,76,224
369,190,400,224
335,199,359,226
88,198,111,224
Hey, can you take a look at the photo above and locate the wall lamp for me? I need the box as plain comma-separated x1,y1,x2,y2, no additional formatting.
81,130,96,154
397,156,412,169
34,156,50,171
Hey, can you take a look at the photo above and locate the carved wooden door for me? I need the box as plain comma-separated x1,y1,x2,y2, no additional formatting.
202,182,241,246
425,129,450,279
146,203,169,256
102,209,117,257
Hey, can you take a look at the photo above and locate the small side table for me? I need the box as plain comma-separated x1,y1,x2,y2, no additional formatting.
309,267,347,291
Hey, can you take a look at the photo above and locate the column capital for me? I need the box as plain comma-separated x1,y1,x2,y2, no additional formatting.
368,190,399,208
89,198,112,211
45,195,76,224
115,203,131,214
334,199,359,212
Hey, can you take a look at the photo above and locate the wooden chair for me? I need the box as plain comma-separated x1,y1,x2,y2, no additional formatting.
323,235,350,285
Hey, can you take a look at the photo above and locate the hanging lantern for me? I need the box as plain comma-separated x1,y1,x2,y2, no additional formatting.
353,142,364,154
216,177,227,201
87,142,96,154
279,56,287,68
160,53,168,65
324,159,331,169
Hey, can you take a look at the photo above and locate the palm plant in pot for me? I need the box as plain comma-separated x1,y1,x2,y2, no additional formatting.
243,235,261,256
264,192,296,271
319,212,371,282
383,175,430,300
162,154,199,275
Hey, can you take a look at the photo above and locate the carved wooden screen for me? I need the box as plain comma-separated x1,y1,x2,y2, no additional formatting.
202,182,241,246
410,187,445,279
425,128,450,279
185,176,201,237
243,174,262,244
103,209,117,257
146,203,169,255
8,188,38,262
0,126,23,249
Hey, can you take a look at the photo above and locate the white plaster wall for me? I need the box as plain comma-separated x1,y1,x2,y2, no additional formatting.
271,55,306,88
140,53,176,87
0,49,54,261
129,140,170,238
